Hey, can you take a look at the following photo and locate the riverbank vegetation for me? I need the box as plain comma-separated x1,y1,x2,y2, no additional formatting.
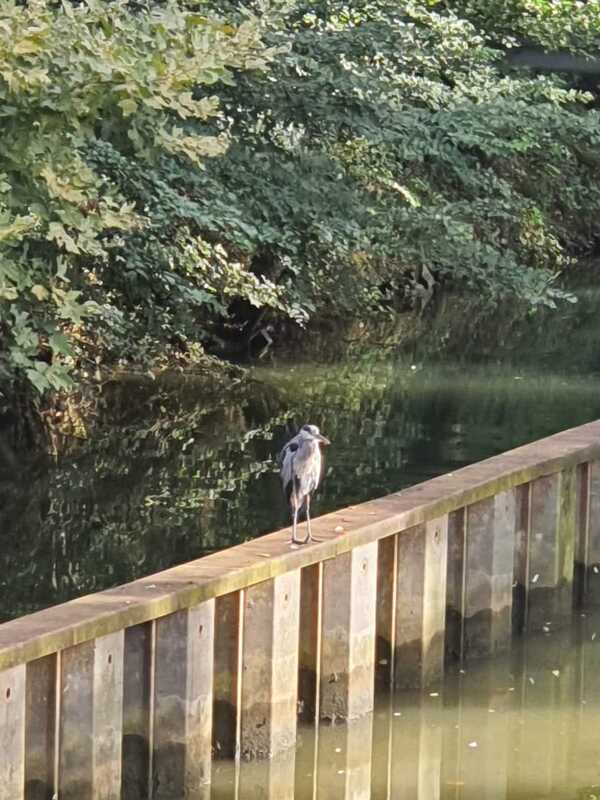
2,0,600,426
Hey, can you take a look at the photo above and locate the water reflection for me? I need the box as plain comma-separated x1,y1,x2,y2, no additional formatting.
210,613,600,800
3,358,600,620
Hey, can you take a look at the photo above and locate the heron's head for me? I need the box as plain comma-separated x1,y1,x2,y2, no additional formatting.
301,424,330,445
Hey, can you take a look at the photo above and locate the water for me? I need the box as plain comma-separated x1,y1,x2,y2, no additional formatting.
4,354,600,797
211,610,600,800
3,356,600,622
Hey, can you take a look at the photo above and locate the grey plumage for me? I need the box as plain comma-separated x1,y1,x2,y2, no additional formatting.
279,424,330,545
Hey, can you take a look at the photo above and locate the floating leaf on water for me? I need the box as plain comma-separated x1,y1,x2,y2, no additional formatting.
528,677,535,684
532,573,540,584
552,670,560,678
468,741,478,748
429,692,439,697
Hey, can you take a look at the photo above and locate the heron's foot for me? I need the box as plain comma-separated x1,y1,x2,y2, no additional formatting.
301,533,321,544
289,535,314,546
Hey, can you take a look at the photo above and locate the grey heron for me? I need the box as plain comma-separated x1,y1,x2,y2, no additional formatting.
279,424,330,545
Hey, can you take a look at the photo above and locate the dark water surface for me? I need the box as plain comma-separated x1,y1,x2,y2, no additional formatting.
2,356,600,622
211,610,600,800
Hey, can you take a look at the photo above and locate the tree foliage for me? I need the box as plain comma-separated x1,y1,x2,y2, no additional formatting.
0,0,281,398
2,0,600,405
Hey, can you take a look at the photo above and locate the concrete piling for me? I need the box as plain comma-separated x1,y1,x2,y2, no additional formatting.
577,460,600,605
320,542,378,721
394,517,448,688
528,469,576,631
153,602,214,798
0,663,26,800
24,655,56,800
240,573,300,760
122,623,152,800
212,591,243,762
463,490,517,658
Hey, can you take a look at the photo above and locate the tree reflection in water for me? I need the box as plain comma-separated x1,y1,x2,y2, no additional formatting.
3,357,600,622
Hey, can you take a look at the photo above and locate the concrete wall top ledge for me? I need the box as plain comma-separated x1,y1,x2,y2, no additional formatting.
2,418,600,671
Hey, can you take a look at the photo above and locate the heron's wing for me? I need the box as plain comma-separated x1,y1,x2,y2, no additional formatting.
280,442,298,496
319,448,326,485
276,443,288,469
277,432,301,469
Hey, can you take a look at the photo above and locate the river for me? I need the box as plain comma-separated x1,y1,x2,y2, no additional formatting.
2,355,600,622
3,354,600,798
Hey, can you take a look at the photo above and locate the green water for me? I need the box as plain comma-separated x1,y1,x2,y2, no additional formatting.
210,610,600,800
2,356,600,622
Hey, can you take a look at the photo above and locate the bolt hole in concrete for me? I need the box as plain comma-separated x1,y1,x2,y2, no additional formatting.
5,687,10,701
198,624,204,636
107,653,112,664
209,608,600,799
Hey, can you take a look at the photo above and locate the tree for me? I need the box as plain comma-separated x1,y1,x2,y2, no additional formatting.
3,0,600,410
0,0,282,400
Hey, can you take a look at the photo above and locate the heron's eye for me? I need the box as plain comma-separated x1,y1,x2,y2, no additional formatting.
301,424,311,432
289,442,299,452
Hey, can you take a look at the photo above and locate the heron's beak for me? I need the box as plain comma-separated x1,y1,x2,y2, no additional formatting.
316,434,331,445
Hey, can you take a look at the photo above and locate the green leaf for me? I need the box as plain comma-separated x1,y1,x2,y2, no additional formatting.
31,284,49,301
119,98,138,117
26,368,49,394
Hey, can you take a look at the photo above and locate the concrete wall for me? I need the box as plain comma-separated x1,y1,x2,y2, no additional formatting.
2,420,600,798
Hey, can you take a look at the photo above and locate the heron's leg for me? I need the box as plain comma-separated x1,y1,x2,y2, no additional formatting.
291,502,301,544
304,494,320,544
